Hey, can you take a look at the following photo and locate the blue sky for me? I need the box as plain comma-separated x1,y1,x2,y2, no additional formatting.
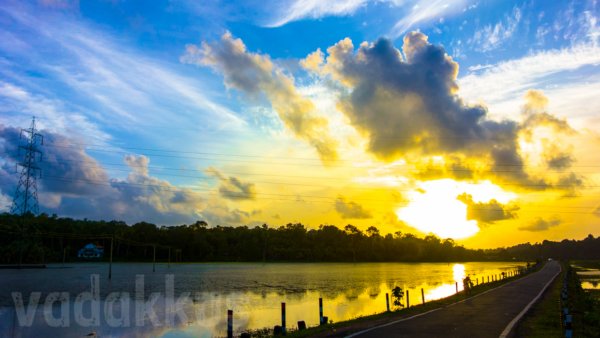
1,0,599,247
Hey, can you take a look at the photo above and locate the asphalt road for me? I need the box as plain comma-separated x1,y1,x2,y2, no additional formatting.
348,261,561,338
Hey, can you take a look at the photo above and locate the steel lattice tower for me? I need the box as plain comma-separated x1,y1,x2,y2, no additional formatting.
11,117,43,215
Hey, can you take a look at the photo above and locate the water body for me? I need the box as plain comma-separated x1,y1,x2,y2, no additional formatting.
0,262,524,337
576,269,600,290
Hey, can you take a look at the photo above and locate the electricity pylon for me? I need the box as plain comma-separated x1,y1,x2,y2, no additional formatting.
11,117,43,215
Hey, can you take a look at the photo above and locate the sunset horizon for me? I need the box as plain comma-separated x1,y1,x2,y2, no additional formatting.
2,1,600,250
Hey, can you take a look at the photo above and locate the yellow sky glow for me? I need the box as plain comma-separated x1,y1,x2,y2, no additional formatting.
396,179,516,239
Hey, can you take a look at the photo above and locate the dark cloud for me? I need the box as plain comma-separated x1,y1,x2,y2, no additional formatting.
546,153,574,169
0,125,205,224
313,33,505,159
457,193,519,225
182,32,338,162
556,172,584,197
304,33,579,190
335,196,372,219
518,217,561,232
594,206,600,218
205,167,256,200
411,156,475,181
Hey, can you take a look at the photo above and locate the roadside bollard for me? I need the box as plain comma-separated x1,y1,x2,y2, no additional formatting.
319,298,324,324
281,302,286,335
227,310,233,338
386,293,390,312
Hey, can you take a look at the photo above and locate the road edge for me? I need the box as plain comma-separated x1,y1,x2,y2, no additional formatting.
498,262,562,338
344,263,549,338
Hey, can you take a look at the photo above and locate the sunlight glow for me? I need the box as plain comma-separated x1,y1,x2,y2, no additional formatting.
396,179,516,239
453,264,466,283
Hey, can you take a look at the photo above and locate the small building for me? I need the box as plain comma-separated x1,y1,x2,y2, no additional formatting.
78,243,104,259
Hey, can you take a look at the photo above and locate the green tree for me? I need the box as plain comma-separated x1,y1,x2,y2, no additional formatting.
391,286,404,309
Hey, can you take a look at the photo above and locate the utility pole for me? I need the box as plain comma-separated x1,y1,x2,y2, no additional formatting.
11,117,43,216
11,117,43,266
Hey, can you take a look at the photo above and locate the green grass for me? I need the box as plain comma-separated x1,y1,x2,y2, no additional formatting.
513,264,563,337
516,261,600,338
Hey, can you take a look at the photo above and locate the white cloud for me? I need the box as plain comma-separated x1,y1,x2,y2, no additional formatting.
266,0,367,27
459,43,600,121
390,0,469,38
0,191,11,212
0,81,112,145
266,0,473,34
0,3,246,137
470,6,521,52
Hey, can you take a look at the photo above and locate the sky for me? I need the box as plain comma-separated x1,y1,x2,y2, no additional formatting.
0,0,599,248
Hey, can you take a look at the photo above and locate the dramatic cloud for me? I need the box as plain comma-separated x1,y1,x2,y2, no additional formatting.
0,126,205,224
457,193,518,224
308,32,503,159
304,33,581,191
205,167,256,200
182,32,338,162
0,124,110,205
518,217,561,232
335,196,372,219
110,155,205,223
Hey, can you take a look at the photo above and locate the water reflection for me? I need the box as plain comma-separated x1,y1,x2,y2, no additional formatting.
0,262,523,337
581,280,600,290
576,268,600,290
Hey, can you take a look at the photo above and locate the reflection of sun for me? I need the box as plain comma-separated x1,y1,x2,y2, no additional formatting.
453,264,466,283
396,179,515,239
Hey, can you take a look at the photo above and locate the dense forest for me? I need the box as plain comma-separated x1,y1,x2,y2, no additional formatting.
1,213,599,264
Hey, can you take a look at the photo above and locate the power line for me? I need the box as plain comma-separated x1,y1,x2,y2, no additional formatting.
2,149,599,185
36,174,600,214
3,137,600,168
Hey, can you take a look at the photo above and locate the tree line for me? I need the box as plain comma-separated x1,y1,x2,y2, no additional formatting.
1,213,599,264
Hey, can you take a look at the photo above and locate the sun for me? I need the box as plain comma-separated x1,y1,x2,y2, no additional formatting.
396,179,515,239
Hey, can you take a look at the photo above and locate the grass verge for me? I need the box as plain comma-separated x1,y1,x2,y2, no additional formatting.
513,263,563,337
515,261,600,338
